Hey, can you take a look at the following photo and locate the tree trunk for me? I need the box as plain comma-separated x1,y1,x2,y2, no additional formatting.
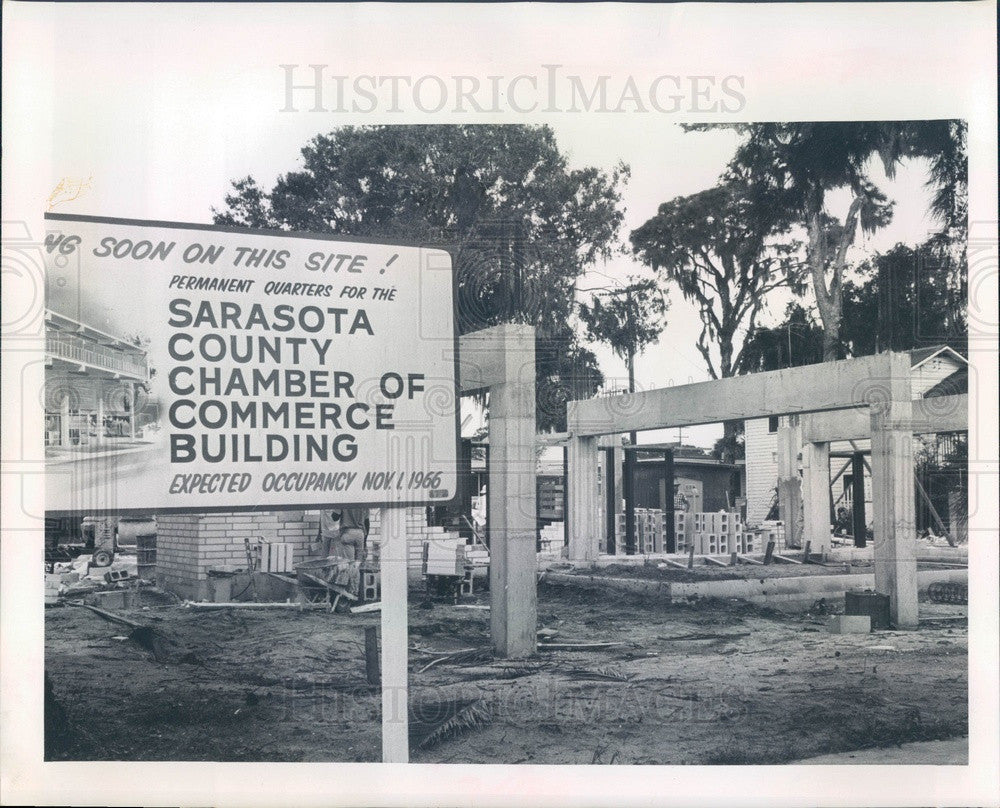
627,347,637,447
721,419,740,464
808,199,862,363
821,326,841,363
719,346,738,463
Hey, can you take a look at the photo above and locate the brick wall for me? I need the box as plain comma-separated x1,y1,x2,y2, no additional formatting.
156,507,472,600
157,510,319,599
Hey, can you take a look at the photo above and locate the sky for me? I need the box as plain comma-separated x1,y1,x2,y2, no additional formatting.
36,4,942,448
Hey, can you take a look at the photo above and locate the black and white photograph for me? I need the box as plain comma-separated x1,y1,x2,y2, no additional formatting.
2,3,997,807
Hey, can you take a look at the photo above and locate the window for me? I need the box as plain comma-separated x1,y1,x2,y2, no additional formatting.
767,415,780,433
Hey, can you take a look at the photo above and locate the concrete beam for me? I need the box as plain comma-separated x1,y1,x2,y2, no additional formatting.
801,393,968,442
568,353,899,436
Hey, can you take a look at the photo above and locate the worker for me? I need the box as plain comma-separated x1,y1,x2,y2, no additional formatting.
319,507,369,561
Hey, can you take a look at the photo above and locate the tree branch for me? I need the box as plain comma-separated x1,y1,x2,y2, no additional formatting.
696,324,719,380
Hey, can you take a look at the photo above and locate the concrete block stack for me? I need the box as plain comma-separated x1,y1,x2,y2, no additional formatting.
637,508,663,554
423,537,464,577
617,508,667,553
367,508,466,570
538,521,564,555
45,573,62,605
675,512,689,552
464,543,490,570
674,511,752,555
255,540,295,573
757,520,785,549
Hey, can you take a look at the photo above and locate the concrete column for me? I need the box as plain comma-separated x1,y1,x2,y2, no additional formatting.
776,417,802,547
612,444,623,554
802,441,831,555
567,435,600,562
870,352,917,629
597,435,623,554
597,450,608,553
852,452,867,547
487,329,536,658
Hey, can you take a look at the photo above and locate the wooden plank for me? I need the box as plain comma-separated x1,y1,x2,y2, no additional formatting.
772,554,803,565
365,626,381,686
351,601,383,613
299,572,359,601
262,571,297,585
74,602,143,629
914,472,954,545
184,601,324,610
703,556,727,568
537,641,626,651
739,555,764,566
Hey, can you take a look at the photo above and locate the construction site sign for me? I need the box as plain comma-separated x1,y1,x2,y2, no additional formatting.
44,213,458,514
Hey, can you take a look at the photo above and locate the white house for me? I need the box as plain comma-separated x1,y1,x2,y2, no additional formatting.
743,346,968,526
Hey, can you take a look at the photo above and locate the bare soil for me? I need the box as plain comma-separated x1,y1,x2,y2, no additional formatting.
554,559,875,583
45,583,967,764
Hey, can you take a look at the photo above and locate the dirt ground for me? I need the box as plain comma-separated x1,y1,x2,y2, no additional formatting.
552,559,875,583
551,557,965,584
45,583,967,764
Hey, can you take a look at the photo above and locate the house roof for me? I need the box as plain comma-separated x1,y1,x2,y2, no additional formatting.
633,450,740,470
923,366,968,398
909,345,967,370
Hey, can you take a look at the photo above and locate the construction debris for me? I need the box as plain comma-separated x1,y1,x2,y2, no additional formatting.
826,615,872,634
409,697,494,749
927,582,968,604
536,641,626,651
183,601,326,610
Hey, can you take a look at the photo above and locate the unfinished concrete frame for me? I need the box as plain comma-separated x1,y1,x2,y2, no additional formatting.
800,373,969,629
566,351,965,628
458,324,537,657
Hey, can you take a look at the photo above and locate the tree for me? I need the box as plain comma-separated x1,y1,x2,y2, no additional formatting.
739,302,826,372
912,121,968,341
213,125,629,431
631,178,803,463
699,121,967,361
577,277,668,400
630,179,804,381
842,243,967,357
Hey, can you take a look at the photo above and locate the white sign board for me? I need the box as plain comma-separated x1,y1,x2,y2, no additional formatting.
44,214,458,514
